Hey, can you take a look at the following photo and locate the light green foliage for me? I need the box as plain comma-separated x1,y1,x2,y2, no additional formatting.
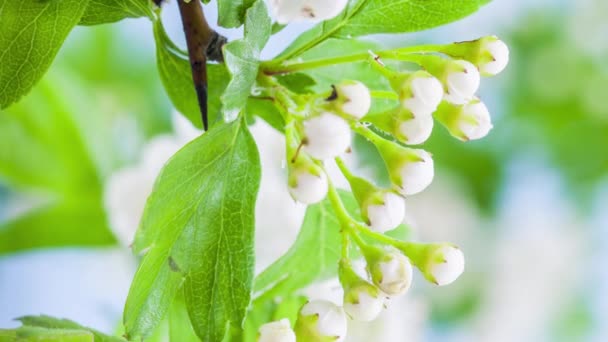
0,0,88,109
153,19,230,129
0,74,116,255
217,0,256,28
80,0,153,25
222,0,271,121
277,0,489,60
8,315,127,342
124,119,261,342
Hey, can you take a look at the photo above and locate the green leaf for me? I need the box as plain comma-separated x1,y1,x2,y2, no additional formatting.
217,0,256,28
80,0,153,25
222,0,271,121
246,97,285,133
275,73,317,94
0,0,89,109
16,315,125,342
153,19,229,129
124,119,261,342
0,198,115,255
276,0,488,61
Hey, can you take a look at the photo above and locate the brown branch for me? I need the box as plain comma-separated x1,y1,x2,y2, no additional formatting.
176,0,224,130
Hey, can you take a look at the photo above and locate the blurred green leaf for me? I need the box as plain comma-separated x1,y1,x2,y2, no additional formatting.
0,197,115,255
0,93,99,193
0,0,88,109
125,119,261,341
217,0,256,28
0,326,93,341
80,0,153,25
222,0,271,121
153,19,229,130
16,316,125,342
276,0,488,60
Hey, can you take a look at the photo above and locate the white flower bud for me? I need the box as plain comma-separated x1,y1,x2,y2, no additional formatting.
296,300,348,342
288,167,328,204
303,112,351,160
443,60,481,105
397,114,434,145
258,319,296,342
428,245,465,286
395,149,434,196
366,192,406,233
370,251,413,296
458,100,493,141
271,0,348,24
400,72,444,117
335,81,371,119
343,286,385,322
479,38,509,76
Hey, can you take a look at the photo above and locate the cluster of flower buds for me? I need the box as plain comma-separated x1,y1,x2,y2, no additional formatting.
262,34,508,341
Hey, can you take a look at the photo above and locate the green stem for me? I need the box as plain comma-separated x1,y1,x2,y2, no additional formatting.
262,45,442,75
351,123,389,147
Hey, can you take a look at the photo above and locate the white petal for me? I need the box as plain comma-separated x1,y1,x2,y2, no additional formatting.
403,76,444,117
142,135,183,172
459,100,493,140
398,115,434,145
303,112,351,159
397,150,434,196
481,39,510,76
344,291,385,322
258,319,296,342
338,81,371,119
104,166,156,246
378,252,413,296
431,246,465,286
444,60,480,105
367,192,406,233
288,170,328,204
301,300,348,341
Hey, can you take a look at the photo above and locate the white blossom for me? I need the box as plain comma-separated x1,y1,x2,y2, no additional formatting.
303,112,351,160
395,149,434,196
271,0,348,24
401,73,444,117
336,81,371,119
428,245,465,286
458,100,493,141
288,168,328,204
371,251,413,296
397,115,434,145
444,60,481,105
298,300,348,341
343,287,385,322
479,37,510,76
366,192,406,233
258,319,296,342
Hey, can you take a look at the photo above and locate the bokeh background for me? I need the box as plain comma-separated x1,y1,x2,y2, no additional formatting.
1,0,607,341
